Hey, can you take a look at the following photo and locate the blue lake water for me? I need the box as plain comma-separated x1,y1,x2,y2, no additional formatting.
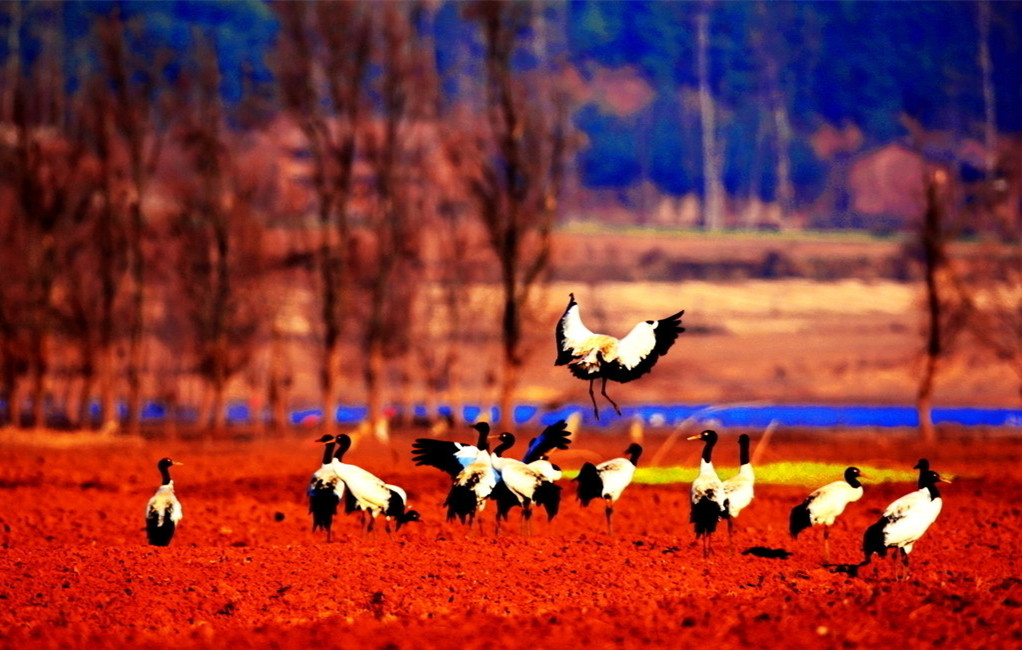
21,400,1018,429
281,402,1022,428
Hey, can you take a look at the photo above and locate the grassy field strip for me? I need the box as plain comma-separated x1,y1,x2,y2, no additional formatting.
561,462,919,487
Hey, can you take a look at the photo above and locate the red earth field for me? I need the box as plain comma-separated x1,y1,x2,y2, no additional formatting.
1,426,1020,649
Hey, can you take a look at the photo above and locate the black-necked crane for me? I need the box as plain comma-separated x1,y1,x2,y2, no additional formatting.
145,458,183,547
722,433,755,551
329,434,421,534
307,435,346,542
861,467,948,579
555,293,685,419
411,422,493,482
574,443,642,536
489,421,572,533
490,432,564,536
688,429,729,557
789,466,866,562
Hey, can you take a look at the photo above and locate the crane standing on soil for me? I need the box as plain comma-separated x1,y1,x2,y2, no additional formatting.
412,422,498,528
860,467,948,578
554,293,685,420
789,466,866,562
329,434,421,534
574,443,643,537
688,429,729,557
490,433,563,536
145,458,183,546
308,435,346,542
722,434,755,551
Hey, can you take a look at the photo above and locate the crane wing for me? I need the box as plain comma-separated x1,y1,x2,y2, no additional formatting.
606,310,685,383
522,420,572,463
555,294,596,366
411,439,478,479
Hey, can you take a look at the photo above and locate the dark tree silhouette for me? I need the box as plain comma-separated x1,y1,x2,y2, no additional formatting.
458,1,577,422
275,1,371,436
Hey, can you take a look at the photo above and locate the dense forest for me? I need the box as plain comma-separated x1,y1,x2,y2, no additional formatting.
0,1,1019,434
568,1,1022,204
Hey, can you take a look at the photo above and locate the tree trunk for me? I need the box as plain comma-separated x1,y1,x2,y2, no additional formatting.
125,200,145,436
210,381,226,433
318,214,340,438
697,7,724,231
8,378,23,428
771,101,793,226
266,326,287,435
365,336,386,442
398,352,415,427
917,355,937,444
30,332,47,431
320,332,339,437
499,251,521,425
978,0,997,176
76,358,96,430
917,177,944,444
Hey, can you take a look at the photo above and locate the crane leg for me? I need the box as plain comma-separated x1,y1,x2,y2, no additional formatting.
601,377,622,415
605,502,614,537
588,380,601,420
727,517,734,554
823,526,830,564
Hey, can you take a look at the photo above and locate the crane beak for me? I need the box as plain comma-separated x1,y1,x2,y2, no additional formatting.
858,472,870,479
172,461,184,466
937,474,951,484
686,435,701,441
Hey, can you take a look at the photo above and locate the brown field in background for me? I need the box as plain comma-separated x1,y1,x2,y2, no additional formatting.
249,230,1020,413
1,427,1020,649
263,276,1017,414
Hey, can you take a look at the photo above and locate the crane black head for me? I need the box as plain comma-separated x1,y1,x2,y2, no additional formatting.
494,432,516,457
156,457,180,485
844,466,867,486
686,429,718,444
471,422,491,449
333,434,352,460
913,458,930,471
397,509,422,529
624,443,643,466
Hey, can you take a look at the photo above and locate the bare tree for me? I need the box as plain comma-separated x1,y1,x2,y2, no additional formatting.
751,1,794,227
696,3,725,231
912,171,973,442
92,7,168,434
357,4,432,442
0,3,95,430
172,31,262,433
977,1,997,177
457,1,575,423
275,2,371,436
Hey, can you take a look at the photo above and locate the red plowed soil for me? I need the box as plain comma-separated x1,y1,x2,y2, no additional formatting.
1,429,1020,649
